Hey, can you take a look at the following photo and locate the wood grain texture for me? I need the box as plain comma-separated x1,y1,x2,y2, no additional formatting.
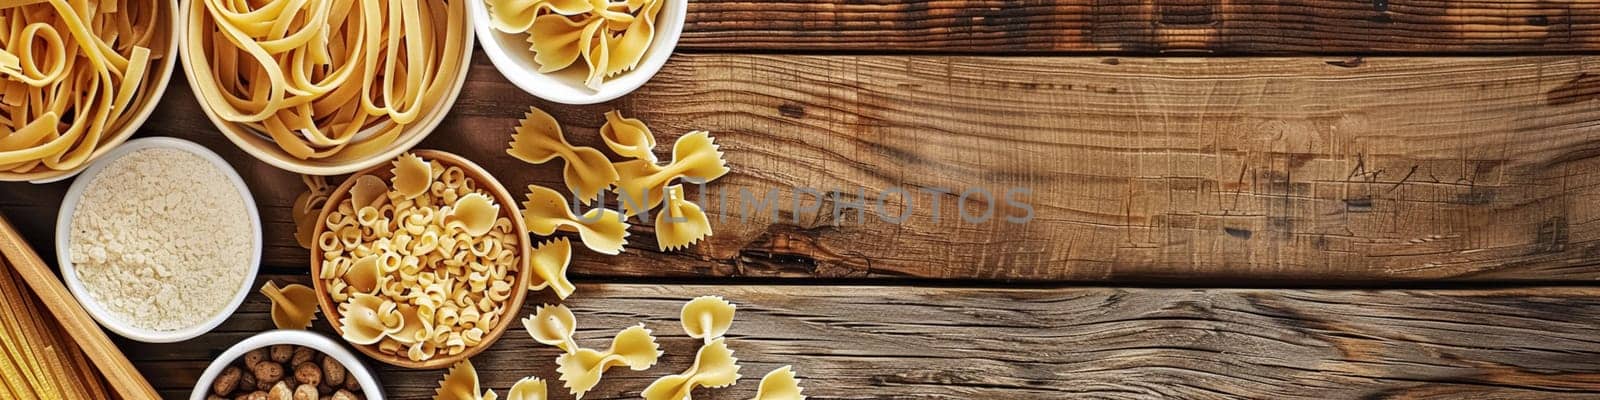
676,0,1600,53
7,53,1600,282
128,275,1600,399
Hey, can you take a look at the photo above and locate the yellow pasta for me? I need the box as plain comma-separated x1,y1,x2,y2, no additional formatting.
434,358,498,400
751,366,805,400
187,0,469,163
507,106,619,204
556,324,661,399
506,377,549,400
614,131,729,217
0,0,167,178
293,175,333,249
522,184,629,255
260,281,320,330
656,184,712,251
321,152,521,362
600,110,657,163
526,238,575,299
523,304,578,353
487,0,663,90
641,338,740,400
680,296,735,344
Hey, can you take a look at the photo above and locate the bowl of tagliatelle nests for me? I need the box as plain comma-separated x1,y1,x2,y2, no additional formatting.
310,150,531,369
0,0,179,183
178,0,476,175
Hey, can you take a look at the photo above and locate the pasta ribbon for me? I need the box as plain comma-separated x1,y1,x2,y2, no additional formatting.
522,184,629,255
526,238,576,299
680,296,734,344
656,184,711,251
640,338,741,400
507,106,619,204
523,303,579,353
260,281,320,330
506,377,550,400
751,366,805,400
0,0,165,178
556,324,662,399
187,0,468,163
614,131,729,217
434,359,499,400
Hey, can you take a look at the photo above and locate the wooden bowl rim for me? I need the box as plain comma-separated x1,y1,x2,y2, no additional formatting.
175,0,476,176
309,149,531,370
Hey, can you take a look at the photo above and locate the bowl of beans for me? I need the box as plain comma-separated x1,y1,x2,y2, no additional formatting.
191,330,383,400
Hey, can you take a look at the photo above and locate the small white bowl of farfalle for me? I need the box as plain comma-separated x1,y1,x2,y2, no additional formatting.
471,0,686,104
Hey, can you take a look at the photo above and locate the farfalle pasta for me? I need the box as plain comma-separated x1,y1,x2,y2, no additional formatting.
522,184,629,255
751,366,805,400
261,281,319,330
187,0,470,163
0,0,166,178
523,304,579,352
319,153,522,362
681,296,735,343
657,184,712,251
641,337,741,400
486,0,665,90
527,238,577,299
507,106,619,204
600,110,658,162
294,175,333,249
507,377,549,400
614,131,729,217
557,324,662,399
435,359,498,400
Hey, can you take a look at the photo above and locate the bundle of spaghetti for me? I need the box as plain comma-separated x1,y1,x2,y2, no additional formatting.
187,0,469,162
0,258,112,399
0,0,164,175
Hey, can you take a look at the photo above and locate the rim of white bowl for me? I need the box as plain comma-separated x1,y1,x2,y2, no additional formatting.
25,0,182,184
469,0,686,104
54,137,263,343
189,330,385,400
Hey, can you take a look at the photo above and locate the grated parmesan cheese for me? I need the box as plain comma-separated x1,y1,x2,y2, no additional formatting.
69,148,254,332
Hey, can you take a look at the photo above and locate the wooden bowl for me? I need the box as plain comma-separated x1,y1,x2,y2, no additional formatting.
176,0,475,175
0,0,180,183
309,150,530,369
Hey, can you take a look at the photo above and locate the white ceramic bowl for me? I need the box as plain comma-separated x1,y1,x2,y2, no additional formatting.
54,137,262,343
190,330,385,400
470,0,686,104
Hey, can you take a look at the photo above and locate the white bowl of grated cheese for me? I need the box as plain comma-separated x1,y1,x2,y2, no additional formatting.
54,137,262,343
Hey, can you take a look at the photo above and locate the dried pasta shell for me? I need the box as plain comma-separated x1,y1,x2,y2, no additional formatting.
448,193,501,236
641,338,741,400
340,294,397,345
656,184,712,251
506,377,549,400
751,366,805,400
392,153,434,200
523,304,578,353
527,238,576,299
261,281,320,330
293,175,332,249
346,254,383,294
507,106,619,204
599,110,657,163
522,185,629,255
681,296,735,343
614,131,729,217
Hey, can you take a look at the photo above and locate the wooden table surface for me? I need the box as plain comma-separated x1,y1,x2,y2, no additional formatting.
6,1,1600,399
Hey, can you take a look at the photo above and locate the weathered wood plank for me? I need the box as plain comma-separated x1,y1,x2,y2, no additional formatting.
7,54,1600,282
677,0,1600,54
127,275,1600,399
